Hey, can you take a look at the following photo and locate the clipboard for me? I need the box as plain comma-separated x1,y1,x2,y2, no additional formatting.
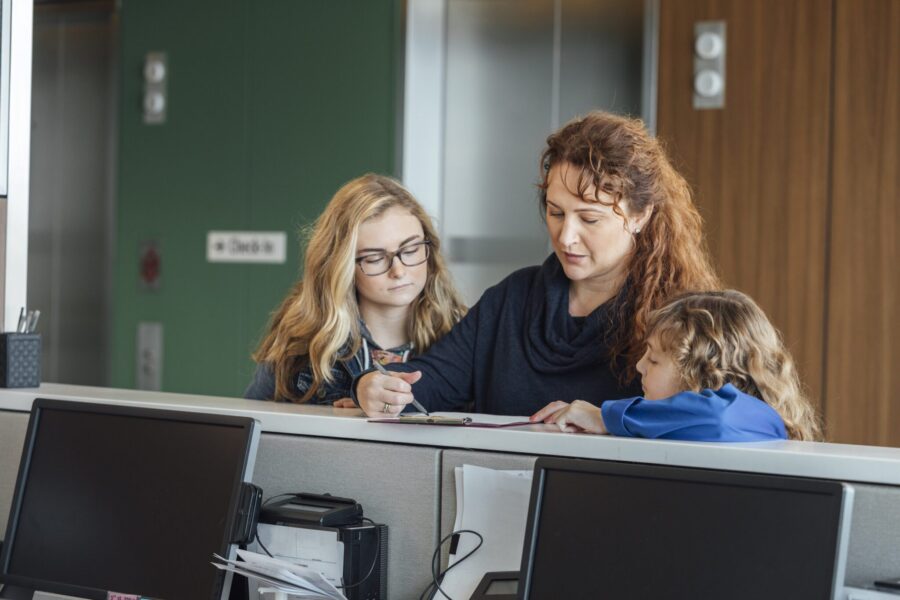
367,412,534,428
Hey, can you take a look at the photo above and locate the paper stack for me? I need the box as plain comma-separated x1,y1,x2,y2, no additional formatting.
212,549,347,600
439,465,533,599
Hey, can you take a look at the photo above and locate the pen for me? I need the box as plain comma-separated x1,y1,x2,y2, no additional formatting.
26,310,40,333
371,360,429,416
16,307,26,333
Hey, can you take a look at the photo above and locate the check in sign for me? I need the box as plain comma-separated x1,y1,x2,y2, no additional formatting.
206,231,287,264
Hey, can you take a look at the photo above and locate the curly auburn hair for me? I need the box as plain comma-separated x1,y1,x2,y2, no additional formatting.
649,290,822,441
253,174,467,403
539,111,720,383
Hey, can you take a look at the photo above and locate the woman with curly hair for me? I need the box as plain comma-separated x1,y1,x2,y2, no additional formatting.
533,290,822,442
355,111,720,417
246,173,466,404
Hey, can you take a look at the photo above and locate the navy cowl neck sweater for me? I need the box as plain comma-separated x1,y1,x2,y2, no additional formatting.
384,254,642,415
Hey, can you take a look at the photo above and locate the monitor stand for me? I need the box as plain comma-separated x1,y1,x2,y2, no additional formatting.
470,570,520,600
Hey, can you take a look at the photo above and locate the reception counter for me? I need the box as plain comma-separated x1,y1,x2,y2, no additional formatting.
1,384,899,598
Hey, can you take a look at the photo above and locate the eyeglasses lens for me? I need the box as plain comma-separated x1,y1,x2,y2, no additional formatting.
358,242,430,276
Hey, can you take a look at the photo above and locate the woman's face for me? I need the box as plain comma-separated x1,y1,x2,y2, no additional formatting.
545,163,646,286
636,335,684,400
354,206,429,313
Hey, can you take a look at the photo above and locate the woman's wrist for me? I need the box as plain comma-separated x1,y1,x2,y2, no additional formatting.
350,367,379,412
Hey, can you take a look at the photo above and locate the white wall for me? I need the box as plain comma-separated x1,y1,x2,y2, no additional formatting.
4,0,33,330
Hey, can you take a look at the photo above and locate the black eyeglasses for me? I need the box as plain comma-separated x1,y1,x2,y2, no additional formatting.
355,240,431,276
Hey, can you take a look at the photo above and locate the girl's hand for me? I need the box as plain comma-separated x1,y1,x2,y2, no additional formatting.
531,400,608,434
332,398,357,409
356,369,422,417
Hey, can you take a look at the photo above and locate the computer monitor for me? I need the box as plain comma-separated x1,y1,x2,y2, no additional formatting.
519,457,854,600
0,398,260,600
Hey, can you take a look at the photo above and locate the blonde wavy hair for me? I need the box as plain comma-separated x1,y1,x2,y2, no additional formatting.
253,174,467,403
648,290,822,441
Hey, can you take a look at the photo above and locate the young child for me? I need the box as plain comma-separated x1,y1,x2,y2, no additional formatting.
531,290,822,441
245,174,466,404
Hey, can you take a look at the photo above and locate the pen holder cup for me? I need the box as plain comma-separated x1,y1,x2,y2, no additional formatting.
0,333,42,388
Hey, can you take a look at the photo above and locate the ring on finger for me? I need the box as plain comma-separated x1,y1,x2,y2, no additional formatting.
382,402,391,414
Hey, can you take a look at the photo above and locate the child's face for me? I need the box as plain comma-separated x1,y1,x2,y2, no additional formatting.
354,206,429,313
636,335,684,400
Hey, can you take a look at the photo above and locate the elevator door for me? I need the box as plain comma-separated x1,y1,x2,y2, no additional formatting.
406,0,648,304
29,5,117,385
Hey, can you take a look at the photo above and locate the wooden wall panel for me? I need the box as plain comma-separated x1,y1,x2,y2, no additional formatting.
657,1,833,417
826,0,900,445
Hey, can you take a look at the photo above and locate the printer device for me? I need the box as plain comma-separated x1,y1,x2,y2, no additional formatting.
248,493,387,600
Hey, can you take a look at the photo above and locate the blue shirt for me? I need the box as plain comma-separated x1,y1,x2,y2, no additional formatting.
601,384,788,442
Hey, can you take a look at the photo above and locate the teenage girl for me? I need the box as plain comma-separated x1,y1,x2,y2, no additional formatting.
245,174,466,404
532,290,822,441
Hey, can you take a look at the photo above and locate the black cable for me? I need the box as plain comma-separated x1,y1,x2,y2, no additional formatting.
433,530,483,600
253,491,306,557
254,528,273,558
250,493,283,558
418,529,484,600
336,517,380,591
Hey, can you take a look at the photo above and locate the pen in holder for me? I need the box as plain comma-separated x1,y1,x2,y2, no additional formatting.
0,332,42,388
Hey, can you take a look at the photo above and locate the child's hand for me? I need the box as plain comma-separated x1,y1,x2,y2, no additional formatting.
531,400,607,434
530,400,570,423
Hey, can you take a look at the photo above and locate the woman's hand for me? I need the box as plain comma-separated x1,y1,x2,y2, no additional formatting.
530,400,570,424
530,400,608,434
356,369,422,417
332,398,357,409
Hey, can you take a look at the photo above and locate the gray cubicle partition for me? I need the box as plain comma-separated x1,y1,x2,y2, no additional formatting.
252,433,442,599
844,483,900,587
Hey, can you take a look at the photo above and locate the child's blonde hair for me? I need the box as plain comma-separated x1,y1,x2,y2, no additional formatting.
253,173,467,403
647,290,822,441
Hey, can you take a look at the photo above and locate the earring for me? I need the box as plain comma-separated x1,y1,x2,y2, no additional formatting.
634,228,641,234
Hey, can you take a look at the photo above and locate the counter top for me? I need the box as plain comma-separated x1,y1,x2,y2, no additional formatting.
2,383,899,485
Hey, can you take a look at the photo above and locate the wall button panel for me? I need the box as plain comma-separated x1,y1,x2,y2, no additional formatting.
693,21,726,109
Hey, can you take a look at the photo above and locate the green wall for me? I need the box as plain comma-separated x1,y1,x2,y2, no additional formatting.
112,0,401,396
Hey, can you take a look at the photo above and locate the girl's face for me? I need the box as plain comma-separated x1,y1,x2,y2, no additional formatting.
545,162,647,287
636,335,684,400
354,206,429,313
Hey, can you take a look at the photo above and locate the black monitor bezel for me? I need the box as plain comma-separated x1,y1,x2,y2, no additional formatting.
0,398,260,599
517,456,852,600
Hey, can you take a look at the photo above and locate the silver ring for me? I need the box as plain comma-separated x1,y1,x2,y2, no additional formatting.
383,402,391,414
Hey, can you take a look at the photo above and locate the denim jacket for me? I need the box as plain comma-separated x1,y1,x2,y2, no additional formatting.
244,322,413,404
